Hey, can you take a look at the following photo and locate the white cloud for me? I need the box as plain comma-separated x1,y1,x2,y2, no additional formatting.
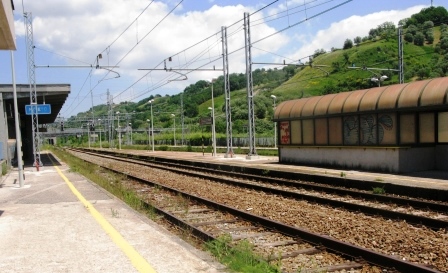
286,5,426,60
14,0,288,106
9,1,432,116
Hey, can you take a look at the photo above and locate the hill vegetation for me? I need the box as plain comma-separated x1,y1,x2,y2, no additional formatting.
68,6,448,144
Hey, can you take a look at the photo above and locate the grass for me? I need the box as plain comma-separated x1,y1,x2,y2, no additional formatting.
205,234,281,273
372,186,386,194
1,161,7,175
110,208,120,218
49,147,150,214
49,147,284,272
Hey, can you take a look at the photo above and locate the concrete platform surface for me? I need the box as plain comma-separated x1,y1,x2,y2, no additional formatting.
0,153,225,273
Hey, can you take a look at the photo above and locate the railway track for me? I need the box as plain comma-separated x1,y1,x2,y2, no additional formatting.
74,148,448,230
65,148,447,272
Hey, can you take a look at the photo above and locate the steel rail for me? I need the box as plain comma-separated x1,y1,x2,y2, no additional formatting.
69,148,442,273
76,148,448,229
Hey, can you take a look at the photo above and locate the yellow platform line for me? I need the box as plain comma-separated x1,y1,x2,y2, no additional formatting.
54,165,157,273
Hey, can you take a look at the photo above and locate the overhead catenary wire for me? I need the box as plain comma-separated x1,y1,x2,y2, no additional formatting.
64,0,184,117
66,0,356,117
99,0,155,55
81,0,285,106
253,0,353,45
114,0,294,103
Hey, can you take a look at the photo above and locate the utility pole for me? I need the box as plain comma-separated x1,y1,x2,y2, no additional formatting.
11,51,25,186
181,92,185,146
244,12,258,159
222,26,234,158
398,27,404,84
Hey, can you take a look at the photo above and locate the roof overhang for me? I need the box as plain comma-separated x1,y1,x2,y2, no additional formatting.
0,84,70,123
0,0,16,50
274,77,448,121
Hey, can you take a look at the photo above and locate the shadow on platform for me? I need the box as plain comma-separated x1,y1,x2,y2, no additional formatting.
22,153,61,167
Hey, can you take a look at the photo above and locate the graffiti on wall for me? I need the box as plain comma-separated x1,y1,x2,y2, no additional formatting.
279,121,290,144
344,115,393,145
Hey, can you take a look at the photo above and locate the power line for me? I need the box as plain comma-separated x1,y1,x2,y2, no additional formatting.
65,0,184,117
253,0,353,45
99,1,155,55
34,47,92,65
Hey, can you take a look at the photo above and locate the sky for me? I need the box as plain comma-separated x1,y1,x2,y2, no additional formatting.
1,0,446,119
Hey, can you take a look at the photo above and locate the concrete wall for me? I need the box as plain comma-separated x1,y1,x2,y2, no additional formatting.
398,147,435,172
279,146,438,173
435,145,448,171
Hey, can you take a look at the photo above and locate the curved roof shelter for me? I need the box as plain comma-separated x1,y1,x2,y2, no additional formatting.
274,77,448,120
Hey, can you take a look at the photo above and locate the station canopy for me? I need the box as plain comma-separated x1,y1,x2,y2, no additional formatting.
274,77,448,120
0,84,70,124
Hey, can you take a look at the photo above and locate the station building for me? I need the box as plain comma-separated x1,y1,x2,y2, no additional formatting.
273,77,448,173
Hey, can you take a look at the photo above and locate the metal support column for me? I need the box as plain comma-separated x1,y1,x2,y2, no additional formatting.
24,12,41,167
181,92,185,146
107,91,114,148
244,12,258,159
11,51,25,187
398,27,404,84
222,26,234,158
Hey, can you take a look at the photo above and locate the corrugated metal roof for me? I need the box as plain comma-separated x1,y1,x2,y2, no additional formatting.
274,77,448,120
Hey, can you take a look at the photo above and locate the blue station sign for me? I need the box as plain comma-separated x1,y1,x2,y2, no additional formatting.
25,104,52,115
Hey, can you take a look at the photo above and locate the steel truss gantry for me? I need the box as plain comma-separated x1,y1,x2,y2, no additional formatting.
243,12,258,159
24,12,42,166
222,26,234,158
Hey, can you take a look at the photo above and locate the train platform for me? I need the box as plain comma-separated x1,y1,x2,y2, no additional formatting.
0,152,225,273
122,149,448,193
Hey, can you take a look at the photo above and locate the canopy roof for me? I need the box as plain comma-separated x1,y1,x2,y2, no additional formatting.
0,0,16,50
0,84,70,124
274,77,448,120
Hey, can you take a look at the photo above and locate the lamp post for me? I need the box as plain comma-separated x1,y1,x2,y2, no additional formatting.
88,121,91,148
270,95,277,148
210,78,217,156
208,107,216,157
148,99,155,152
98,118,102,149
171,114,176,146
129,123,132,145
116,111,121,150
146,119,151,151
371,75,388,87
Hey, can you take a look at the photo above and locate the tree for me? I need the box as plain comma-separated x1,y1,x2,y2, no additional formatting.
426,32,434,44
398,18,409,27
313,48,326,58
440,37,448,53
377,21,396,34
343,39,353,49
354,36,362,45
417,67,430,79
406,6,448,27
407,24,418,36
414,32,425,46
423,20,434,30
404,33,413,43
343,52,350,64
